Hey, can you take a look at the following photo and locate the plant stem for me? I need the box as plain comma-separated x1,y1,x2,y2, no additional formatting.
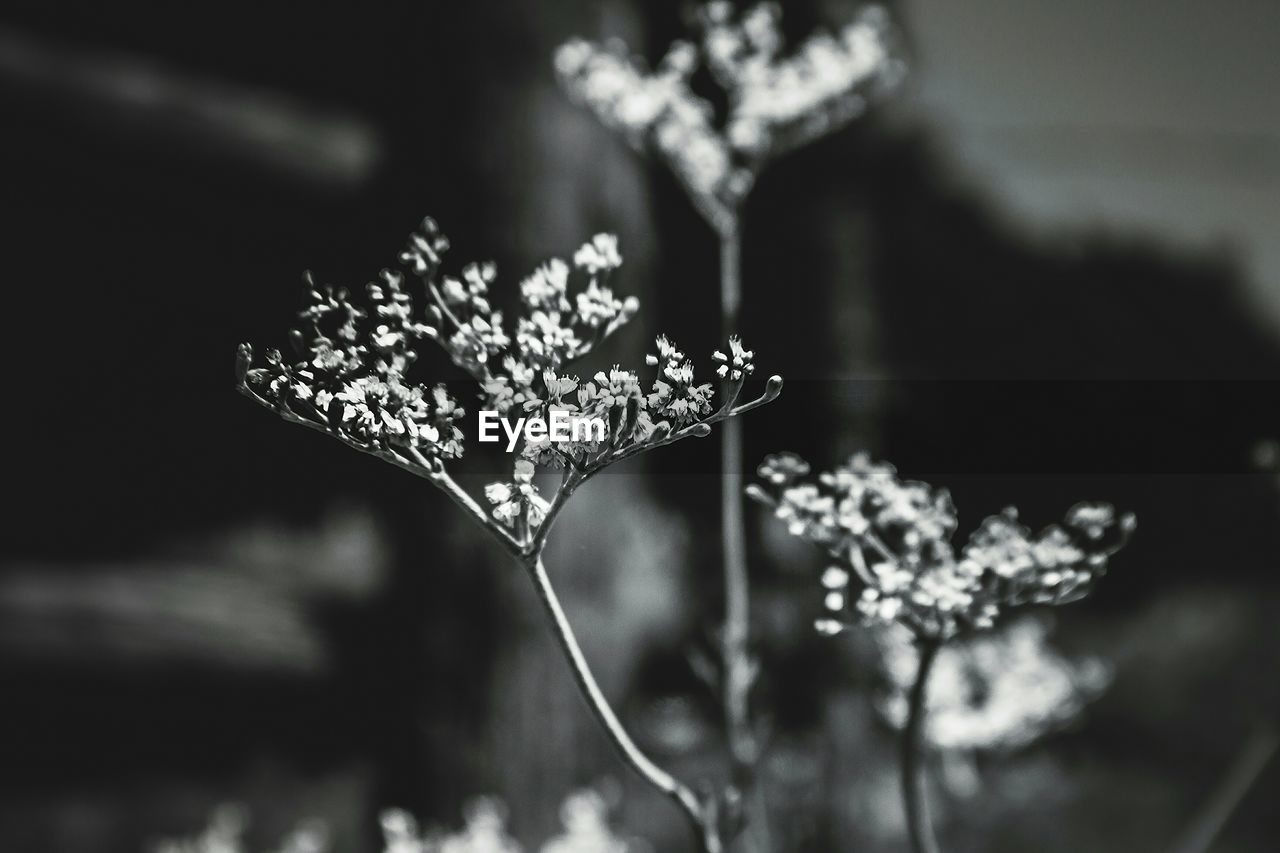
237,383,528,554
902,638,942,853
1167,726,1277,853
719,222,755,782
525,556,722,853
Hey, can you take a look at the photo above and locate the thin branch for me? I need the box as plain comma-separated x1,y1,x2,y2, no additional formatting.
403,447,525,555
725,376,784,417
238,382,523,557
424,280,468,338
525,556,719,852
613,377,784,466
902,638,942,853
553,447,583,473
529,470,582,554
665,154,736,236
846,542,877,587
1167,726,1278,853
239,383,427,479
719,224,757,794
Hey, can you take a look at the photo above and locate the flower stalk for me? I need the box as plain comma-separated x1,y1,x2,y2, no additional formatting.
237,217,782,853
901,638,942,853
718,218,760,812
526,555,713,847
751,452,1135,852
1166,726,1278,853
557,11,902,844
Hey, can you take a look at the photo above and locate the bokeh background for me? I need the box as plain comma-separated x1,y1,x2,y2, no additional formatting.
1,1,1278,851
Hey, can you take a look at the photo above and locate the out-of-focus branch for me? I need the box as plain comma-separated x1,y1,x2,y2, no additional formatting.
1167,726,1278,853
719,221,758,793
902,639,942,853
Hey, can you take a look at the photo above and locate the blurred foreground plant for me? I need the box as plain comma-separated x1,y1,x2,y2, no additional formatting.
237,217,781,852
382,789,643,853
158,788,637,853
556,1,901,232
154,805,326,853
557,7,901,841
750,452,1134,852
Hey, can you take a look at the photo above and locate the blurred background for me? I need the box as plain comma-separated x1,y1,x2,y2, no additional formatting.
1,0,1278,850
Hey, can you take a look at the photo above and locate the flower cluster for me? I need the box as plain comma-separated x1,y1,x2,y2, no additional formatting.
398,221,636,381
239,215,781,542
555,2,900,220
154,804,326,853
750,452,1135,640
236,265,465,461
875,618,1112,751
646,335,715,427
485,459,551,530
155,791,637,853
330,376,463,453
381,799,520,853
541,790,634,853
521,332,761,474
379,791,635,853
394,219,710,471
713,336,755,381
575,366,652,445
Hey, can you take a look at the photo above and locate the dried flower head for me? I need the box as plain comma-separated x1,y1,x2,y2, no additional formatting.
750,452,1135,640
239,216,782,554
556,2,901,228
236,258,464,464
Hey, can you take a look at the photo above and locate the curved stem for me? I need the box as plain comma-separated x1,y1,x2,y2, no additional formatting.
1166,726,1277,853
237,383,525,555
719,223,755,789
525,556,720,852
902,638,942,853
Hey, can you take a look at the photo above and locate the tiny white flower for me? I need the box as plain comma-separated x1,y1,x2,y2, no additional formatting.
573,234,622,274
821,566,849,589
485,483,513,505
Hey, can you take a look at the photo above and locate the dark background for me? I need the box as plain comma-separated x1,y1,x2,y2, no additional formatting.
1,1,1277,851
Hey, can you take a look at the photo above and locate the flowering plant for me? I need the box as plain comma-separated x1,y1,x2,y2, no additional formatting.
750,452,1134,642
237,217,779,551
237,216,781,853
157,789,636,853
750,451,1134,851
556,1,901,232
557,12,902,837
226,3,1155,851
